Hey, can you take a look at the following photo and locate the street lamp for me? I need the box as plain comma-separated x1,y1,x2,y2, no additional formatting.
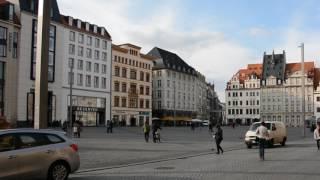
69,64,74,137
299,43,306,137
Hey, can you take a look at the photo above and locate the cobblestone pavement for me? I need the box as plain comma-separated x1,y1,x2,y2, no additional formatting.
72,126,309,170
71,138,319,180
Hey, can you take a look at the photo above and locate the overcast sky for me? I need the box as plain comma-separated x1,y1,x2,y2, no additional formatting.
57,0,320,102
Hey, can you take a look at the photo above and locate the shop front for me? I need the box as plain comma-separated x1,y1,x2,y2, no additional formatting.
69,96,106,126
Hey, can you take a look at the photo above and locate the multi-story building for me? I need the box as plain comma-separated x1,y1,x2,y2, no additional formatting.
260,51,314,127
6,0,112,126
10,0,64,126
313,68,320,121
111,44,153,126
207,83,223,125
0,0,19,125
60,15,112,126
148,47,198,125
195,72,208,120
225,64,262,125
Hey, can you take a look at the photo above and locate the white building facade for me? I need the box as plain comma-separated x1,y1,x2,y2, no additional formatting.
6,0,112,126
0,1,19,125
225,64,262,125
60,16,112,126
148,47,198,125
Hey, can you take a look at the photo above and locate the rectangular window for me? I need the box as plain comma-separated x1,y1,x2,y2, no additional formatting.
140,86,144,95
115,66,120,76
102,52,107,61
86,61,91,72
69,44,75,55
94,63,99,73
317,97,320,102
86,48,92,58
114,81,120,92
78,46,83,56
12,32,18,58
101,77,106,89
157,80,161,87
130,69,137,79
139,99,144,108
68,58,74,69
78,33,84,44
122,82,127,92
102,40,108,49
94,76,99,88
146,99,150,108
102,64,107,74
94,50,100,60
77,60,83,70
77,73,83,86
87,36,92,46
122,68,127,78
121,97,126,107
95,38,100,48
86,75,91,87
31,21,56,82
69,31,75,41
146,73,150,82
146,86,150,95
114,96,120,107
140,71,144,81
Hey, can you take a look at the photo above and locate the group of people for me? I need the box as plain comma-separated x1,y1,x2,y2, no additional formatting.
142,121,161,143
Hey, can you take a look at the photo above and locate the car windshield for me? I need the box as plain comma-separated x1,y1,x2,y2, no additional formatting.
249,123,271,131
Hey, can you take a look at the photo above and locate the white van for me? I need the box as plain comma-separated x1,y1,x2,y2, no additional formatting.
244,121,287,148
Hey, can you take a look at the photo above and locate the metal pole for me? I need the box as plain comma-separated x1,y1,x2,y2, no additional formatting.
173,82,176,127
69,65,73,137
300,43,305,137
34,0,51,129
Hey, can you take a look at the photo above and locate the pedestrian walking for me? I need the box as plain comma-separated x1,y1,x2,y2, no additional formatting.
256,121,269,160
73,122,78,138
209,123,213,133
313,122,320,150
215,125,224,154
106,120,111,133
152,123,161,143
143,121,151,142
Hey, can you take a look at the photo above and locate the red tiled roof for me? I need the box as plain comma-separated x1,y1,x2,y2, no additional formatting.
237,64,262,83
285,61,314,74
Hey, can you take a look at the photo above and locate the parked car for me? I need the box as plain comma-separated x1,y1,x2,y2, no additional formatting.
244,121,287,148
0,129,80,180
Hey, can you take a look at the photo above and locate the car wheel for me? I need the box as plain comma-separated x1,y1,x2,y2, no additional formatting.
281,137,286,146
247,144,252,149
48,162,70,180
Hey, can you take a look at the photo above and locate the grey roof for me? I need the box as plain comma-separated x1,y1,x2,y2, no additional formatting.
147,47,196,76
262,51,286,82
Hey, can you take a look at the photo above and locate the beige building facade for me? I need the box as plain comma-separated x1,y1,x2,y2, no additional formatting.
111,44,153,126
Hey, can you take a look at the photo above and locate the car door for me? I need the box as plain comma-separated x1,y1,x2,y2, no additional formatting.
0,133,21,179
14,133,58,178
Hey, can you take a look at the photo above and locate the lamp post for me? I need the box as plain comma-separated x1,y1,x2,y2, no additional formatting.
173,82,176,127
69,64,74,137
299,43,306,137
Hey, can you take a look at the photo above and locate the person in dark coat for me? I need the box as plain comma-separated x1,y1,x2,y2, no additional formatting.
215,125,224,154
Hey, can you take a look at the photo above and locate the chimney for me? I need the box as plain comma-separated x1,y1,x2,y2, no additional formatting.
94,25,97,33
77,19,81,29
101,27,105,36
68,16,73,26
86,22,89,31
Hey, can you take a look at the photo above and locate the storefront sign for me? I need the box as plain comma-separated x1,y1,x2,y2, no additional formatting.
73,106,101,112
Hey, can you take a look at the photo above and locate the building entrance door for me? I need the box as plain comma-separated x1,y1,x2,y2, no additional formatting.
130,117,136,126
97,112,105,126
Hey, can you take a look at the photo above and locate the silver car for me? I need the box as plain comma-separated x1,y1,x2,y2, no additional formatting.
0,129,80,180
